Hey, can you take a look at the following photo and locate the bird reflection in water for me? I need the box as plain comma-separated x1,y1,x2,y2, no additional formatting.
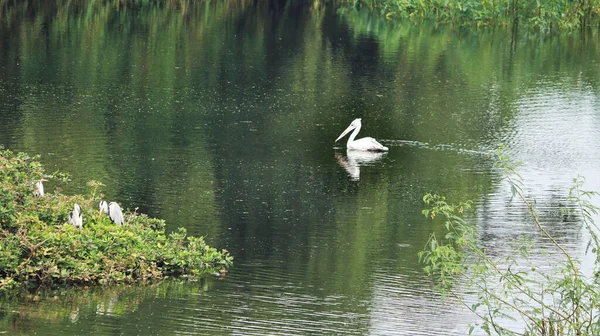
335,150,387,181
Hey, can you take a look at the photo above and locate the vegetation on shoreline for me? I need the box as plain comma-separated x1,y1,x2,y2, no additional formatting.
346,0,600,31
2,0,599,32
0,149,232,292
419,148,600,334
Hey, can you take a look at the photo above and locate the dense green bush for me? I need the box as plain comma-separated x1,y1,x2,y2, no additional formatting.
0,149,232,291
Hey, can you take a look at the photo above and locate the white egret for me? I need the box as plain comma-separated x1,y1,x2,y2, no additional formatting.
100,200,124,225
335,118,388,151
33,178,48,197
99,200,108,215
68,203,83,230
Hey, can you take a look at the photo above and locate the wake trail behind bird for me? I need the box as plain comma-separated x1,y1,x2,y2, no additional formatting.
383,139,491,156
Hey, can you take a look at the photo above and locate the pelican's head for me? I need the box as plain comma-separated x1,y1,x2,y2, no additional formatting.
351,118,362,127
335,118,362,143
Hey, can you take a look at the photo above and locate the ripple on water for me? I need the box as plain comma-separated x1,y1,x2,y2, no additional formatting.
503,83,600,172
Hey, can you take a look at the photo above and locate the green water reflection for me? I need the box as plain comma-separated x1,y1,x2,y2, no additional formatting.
1,1,599,335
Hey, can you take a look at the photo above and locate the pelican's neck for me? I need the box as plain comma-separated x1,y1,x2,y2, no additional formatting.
347,123,361,146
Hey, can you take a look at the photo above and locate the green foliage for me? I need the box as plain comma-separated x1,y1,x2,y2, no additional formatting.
346,0,600,31
0,149,232,292
7,0,596,31
418,194,473,291
419,147,600,335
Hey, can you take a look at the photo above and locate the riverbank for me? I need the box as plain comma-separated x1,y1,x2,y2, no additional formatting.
0,149,232,292
348,0,600,31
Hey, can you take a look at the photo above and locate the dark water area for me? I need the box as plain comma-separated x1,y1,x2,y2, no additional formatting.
1,1,599,335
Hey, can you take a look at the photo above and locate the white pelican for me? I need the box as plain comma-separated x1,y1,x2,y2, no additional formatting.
68,203,83,230
335,118,388,151
100,200,124,225
33,178,48,197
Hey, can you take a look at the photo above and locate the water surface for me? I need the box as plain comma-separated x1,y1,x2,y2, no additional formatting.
1,2,599,335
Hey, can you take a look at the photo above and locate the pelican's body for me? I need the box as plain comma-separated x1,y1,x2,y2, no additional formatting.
68,203,83,230
33,178,48,197
100,200,124,225
335,118,388,151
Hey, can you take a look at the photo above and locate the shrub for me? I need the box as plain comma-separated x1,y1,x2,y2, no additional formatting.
0,149,233,291
419,147,600,335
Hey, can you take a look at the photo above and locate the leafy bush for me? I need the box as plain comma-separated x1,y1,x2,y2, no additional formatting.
419,148,600,335
0,149,232,291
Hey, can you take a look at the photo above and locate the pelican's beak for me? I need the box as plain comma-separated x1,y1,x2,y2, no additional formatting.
335,124,355,143
40,178,48,182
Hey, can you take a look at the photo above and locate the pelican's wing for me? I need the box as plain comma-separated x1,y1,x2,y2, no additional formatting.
353,137,389,151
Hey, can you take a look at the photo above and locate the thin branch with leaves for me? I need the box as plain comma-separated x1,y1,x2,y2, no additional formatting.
419,146,600,335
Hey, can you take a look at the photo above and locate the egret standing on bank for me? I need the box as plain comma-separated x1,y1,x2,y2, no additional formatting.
33,178,48,197
100,200,124,225
99,200,108,216
68,203,83,230
335,118,388,151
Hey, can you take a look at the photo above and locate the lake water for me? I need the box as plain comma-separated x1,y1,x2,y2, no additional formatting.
1,1,599,335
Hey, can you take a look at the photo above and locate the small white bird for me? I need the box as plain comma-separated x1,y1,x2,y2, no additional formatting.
99,200,108,215
100,200,124,225
335,118,388,151
33,178,48,197
68,203,83,230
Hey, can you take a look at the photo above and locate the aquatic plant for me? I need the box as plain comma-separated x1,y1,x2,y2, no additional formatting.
419,147,600,335
0,149,232,292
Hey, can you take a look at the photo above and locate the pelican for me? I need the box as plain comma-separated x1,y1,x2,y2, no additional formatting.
100,200,124,225
68,203,83,230
335,118,388,151
33,178,48,197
